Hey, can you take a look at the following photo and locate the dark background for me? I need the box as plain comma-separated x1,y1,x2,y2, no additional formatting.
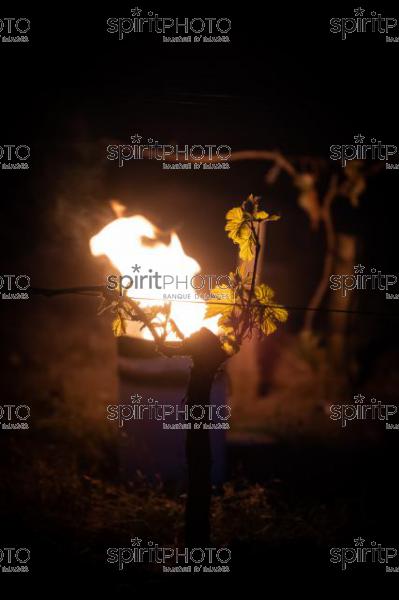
2,2,398,323
1,1,399,590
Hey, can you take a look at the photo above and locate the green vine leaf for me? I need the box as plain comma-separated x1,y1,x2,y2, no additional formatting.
112,312,126,337
225,207,255,260
225,195,280,261
205,286,236,319
255,283,288,336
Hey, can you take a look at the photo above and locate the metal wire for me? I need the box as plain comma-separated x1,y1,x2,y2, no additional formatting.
30,287,398,318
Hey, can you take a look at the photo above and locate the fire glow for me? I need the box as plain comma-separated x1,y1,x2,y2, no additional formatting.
89,202,219,340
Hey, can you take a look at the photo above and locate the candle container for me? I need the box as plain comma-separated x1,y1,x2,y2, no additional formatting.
116,336,226,489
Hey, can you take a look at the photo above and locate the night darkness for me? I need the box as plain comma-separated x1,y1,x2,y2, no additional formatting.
1,1,399,591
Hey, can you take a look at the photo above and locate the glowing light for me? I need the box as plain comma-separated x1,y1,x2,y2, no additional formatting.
90,206,218,340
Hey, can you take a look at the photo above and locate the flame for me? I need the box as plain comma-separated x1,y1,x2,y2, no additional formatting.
90,206,218,340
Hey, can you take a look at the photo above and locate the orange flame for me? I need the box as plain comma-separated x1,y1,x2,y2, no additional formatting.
90,204,218,340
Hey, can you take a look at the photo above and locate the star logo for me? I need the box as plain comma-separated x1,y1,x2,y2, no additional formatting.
354,264,365,274
130,133,142,144
131,537,142,546
132,264,141,273
354,394,365,404
131,7,142,17
131,394,142,404
353,134,365,144
353,7,365,17
354,537,365,547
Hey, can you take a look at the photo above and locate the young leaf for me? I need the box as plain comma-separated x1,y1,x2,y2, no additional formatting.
254,210,269,220
112,312,126,337
255,283,288,336
225,207,256,261
255,283,275,304
205,287,236,319
237,233,255,261
225,207,250,242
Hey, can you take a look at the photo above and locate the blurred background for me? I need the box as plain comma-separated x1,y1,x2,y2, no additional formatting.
1,1,398,587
